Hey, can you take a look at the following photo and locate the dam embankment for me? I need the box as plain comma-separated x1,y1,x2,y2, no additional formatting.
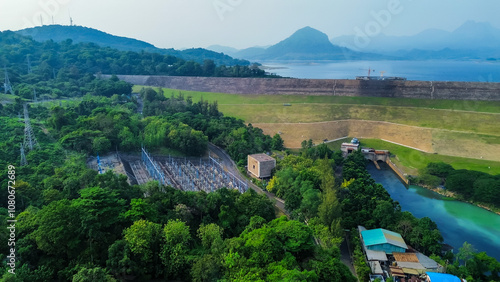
107,75,500,101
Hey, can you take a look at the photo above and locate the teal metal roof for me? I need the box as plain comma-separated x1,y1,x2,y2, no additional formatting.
426,272,461,282
361,228,407,250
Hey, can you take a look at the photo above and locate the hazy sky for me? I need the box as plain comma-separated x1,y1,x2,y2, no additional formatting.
1,0,499,49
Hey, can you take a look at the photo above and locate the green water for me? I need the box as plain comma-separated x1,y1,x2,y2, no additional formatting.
368,164,500,260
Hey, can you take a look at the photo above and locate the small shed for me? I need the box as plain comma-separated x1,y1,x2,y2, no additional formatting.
248,154,276,179
341,143,360,154
361,228,408,254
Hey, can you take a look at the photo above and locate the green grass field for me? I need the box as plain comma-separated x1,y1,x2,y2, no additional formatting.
327,138,500,175
132,86,500,113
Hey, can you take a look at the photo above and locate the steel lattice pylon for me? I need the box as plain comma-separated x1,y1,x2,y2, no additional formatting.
23,104,40,151
4,68,13,94
20,143,28,166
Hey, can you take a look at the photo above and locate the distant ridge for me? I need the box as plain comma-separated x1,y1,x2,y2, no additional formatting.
215,26,388,61
16,25,250,66
332,21,500,59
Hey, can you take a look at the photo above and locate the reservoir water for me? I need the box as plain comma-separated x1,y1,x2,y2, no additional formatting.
367,163,500,261
262,60,500,82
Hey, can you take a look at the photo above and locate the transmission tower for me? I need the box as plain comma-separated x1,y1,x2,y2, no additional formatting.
20,143,28,166
4,68,13,94
23,104,40,151
27,55,33,74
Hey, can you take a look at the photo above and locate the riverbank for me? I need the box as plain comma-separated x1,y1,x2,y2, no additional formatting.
413,182,500,216
368,163,500,262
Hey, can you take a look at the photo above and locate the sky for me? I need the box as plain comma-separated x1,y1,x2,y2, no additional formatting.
1,0,500,50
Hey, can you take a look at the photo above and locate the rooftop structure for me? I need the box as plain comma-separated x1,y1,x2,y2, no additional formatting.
247,154,276,179
361,228,408,254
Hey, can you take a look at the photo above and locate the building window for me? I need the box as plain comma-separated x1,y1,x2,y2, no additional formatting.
253,165,255,169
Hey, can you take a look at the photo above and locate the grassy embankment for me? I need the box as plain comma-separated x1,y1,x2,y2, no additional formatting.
133,86,500,175
326,138,500,176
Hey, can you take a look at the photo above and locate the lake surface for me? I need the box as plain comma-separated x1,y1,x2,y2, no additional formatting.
262,60,500,82
367,163,500,261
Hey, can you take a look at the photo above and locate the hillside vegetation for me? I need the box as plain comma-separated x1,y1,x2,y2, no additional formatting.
16,25,250,66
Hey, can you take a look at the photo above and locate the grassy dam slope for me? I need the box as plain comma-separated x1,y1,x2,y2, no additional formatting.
130,80,500,175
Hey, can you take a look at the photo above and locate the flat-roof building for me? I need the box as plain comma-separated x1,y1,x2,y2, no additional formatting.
247,154,276,179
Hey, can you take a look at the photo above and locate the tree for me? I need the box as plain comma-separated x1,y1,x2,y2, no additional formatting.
425,162,455,178
72,267,116,282
32,199,83,259
161,219,192,279
457,242,477,266
198,223,224,254
123,198,158,222
191,254,222,282
123,220,163,277
271,133,284,150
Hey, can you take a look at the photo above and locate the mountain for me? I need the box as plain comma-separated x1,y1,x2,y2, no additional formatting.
16,25,250,66
233,26,384,61
206,45,240,56
332,21,500,59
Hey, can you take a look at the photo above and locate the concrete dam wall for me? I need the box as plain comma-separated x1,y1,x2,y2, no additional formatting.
110,75,500,101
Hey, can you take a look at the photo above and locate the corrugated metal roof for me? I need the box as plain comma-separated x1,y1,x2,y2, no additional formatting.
416,253,439,269
402,268,421,275
361,228,407,250
426,272,461,282
366,249,388,261
369,261,384,274
393,252,419,263
397,262,426,270
390,266,405,277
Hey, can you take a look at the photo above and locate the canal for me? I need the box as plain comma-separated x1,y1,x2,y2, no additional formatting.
367,163,500,261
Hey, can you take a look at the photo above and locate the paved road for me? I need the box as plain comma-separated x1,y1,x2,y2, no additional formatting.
207,143,288,216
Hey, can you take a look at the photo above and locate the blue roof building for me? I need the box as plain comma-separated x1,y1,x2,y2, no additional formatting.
361,228,408,254
426,272,462,282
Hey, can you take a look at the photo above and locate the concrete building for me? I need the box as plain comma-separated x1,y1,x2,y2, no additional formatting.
247,154,276,179
361,228,408,254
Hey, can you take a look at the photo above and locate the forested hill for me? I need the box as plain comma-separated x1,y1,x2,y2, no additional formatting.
0,30,273,100
16,25,250,66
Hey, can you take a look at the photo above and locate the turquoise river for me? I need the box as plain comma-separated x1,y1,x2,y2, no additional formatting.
367,163,500,261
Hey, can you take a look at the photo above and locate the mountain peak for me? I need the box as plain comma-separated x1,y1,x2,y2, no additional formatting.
264,26,342,58
289,26,330,41
454,20,496,34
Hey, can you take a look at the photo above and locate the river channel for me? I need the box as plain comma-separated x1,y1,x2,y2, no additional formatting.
367,163,500,261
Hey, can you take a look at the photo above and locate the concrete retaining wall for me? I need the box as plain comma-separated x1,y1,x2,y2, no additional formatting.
108,75,500,101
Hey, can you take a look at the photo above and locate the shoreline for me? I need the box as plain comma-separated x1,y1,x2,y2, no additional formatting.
414,183,500,216
383,158,500,216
